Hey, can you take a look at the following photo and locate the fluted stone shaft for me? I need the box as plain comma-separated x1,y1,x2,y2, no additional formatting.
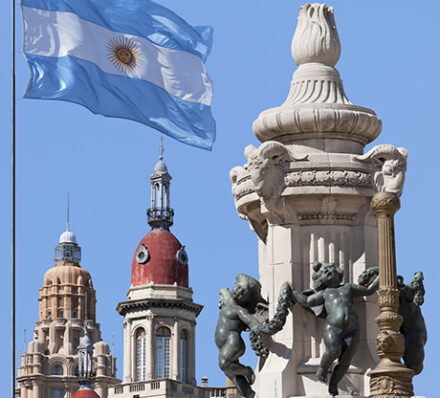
371,193,400,292
368,192,414,398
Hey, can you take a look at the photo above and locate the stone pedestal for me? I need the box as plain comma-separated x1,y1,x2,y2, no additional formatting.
230,3,411,397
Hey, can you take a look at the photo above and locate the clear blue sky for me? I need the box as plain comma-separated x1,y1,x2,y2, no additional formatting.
1,1,439,396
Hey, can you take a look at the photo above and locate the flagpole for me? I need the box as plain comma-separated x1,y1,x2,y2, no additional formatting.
11,0,16,394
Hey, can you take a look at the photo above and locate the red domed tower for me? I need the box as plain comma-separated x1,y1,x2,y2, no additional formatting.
130,148,188,288
114,140,203,390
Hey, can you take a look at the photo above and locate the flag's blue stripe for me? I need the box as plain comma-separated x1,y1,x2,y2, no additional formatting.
21,0,213,61
24,53,215,150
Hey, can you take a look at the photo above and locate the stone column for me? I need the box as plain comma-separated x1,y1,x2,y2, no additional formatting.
21,385,28,398
146,316,154,380
172,318,179,380
122,320,131,383
368,192,414,397
32,382,40,398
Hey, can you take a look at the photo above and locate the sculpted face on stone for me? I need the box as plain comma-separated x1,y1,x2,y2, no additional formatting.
353,144,408,197
244,141,307,208
245,142,289,205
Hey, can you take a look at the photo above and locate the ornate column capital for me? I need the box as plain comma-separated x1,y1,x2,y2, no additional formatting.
371,192,400,215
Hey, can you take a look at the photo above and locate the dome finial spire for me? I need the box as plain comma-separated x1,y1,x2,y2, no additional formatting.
66,193,70,231
159,134,164,161
55,197,81,263
147,137,174,230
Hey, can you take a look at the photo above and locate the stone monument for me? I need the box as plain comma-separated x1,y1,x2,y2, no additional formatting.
229,3,420,397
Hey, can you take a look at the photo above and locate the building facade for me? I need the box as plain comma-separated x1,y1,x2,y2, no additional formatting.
108,151,239,398
16,227,118,398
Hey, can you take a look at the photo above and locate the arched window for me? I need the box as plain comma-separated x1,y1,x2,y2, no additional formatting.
135,329,146,381
51,365,63,375
155,327,171,379
179,330,188,382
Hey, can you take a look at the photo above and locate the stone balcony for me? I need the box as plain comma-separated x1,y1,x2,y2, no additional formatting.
109,379,239,398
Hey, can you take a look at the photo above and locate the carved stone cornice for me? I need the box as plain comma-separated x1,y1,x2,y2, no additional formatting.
298,213,355,222
253,104,382,145
116,297,203,317
286,169,371,188
232,166,373,201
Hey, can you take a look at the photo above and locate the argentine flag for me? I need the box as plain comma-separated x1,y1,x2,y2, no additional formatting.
22,0,215,150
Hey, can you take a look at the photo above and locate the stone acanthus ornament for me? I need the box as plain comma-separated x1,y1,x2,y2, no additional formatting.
353,144,408,197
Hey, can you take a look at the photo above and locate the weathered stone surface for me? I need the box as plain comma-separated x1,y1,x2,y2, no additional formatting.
229,3,411,397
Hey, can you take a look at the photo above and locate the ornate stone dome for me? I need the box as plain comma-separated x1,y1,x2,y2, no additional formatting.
59,229,77,243
43,263,92,287
131,229,189,287
40,261,97,322
71,389,101,398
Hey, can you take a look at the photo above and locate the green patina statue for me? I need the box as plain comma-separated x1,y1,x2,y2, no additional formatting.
214,274,268,398
398,272,427,375
289,262,379,396
215,265,380,397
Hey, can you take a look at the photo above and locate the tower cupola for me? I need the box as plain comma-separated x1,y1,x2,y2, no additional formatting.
75,324,96,393
55,200,81,263
55,227,81,263
147,137,174,230
72,325,100,398
131,138,189,287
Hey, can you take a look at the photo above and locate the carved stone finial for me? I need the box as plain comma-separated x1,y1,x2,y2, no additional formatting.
292,3,341,67
252,3,382,145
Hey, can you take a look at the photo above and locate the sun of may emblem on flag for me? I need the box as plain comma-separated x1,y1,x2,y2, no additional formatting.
107,37,142,73
21,0,216,150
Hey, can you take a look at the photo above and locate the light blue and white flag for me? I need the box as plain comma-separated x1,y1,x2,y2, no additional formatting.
22,0,215,150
